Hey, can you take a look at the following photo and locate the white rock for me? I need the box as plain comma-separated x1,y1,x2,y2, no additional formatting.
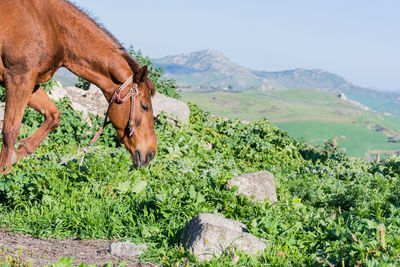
50,85,190,124
109,241,147,258
50,86,108,117
88,83,101,93
152,92,190,124
181,213,267,262
226,171,277,204
49,86,68,101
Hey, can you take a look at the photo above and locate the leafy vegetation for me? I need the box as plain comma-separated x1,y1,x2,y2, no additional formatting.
75,77,91,91
45,257,125,267
129,46,181,99
0,247,31,267
1,52,400,266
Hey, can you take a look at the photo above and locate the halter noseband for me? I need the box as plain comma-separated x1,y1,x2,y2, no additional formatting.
91,74,138,144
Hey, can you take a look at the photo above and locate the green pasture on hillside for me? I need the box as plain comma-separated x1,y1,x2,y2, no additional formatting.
343,89,400,117
180,88,400,158
276,121,400,158
180,88,362,123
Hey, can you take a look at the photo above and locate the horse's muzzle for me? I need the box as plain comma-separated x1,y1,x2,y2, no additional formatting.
132,149,155,168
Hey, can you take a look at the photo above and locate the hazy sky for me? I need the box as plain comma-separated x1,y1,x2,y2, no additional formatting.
72,0,399,91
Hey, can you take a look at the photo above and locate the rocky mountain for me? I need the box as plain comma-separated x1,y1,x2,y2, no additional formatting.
153,50,359,91
153,50,400,116
153,50,262,89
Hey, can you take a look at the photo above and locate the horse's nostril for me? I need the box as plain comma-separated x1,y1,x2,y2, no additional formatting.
147,150,155,161
135,150,141,164
133,150,155,168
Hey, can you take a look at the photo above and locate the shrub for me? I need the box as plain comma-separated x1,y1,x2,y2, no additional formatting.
75,77,91,90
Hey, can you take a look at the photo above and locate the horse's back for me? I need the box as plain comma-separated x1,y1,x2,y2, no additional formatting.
0,0,64,81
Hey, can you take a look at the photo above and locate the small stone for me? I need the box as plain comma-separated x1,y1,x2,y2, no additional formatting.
109,241,147,258
232,254,240,264
181,213,267,262
226,171,277,204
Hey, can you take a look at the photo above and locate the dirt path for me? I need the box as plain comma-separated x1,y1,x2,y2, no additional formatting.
0,229,154,267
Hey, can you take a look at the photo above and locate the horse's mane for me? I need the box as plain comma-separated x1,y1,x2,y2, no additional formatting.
61,0,141,73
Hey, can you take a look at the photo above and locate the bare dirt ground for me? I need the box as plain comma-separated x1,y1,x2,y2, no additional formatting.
0,229,154,267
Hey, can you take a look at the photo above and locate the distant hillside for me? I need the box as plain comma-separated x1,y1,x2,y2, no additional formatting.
180,87,400,159
54,67,77,87
153,50,400,116
153,50,262,89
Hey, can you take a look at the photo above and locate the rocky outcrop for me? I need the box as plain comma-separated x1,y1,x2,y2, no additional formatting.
226,171,277,204
337,91,348,100
337,91,370,111
181,213,267,262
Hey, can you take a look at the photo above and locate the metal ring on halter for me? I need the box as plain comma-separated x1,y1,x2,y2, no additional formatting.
131,85,138,95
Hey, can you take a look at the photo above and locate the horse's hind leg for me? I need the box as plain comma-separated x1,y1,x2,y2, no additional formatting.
14,86,60,161
0,73,35,173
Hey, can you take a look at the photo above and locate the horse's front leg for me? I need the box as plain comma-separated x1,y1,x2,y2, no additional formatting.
0,73,35,173
14,86,60,161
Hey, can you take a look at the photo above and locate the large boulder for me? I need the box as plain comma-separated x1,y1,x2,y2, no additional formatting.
50,85,190,124
181,213,267,262
226,171,277,204
151,92,190,124
49,85,108,117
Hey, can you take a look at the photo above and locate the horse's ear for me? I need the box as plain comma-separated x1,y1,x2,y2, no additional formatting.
135,66,148,83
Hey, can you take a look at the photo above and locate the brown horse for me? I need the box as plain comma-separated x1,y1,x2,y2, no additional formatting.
0,0,157,172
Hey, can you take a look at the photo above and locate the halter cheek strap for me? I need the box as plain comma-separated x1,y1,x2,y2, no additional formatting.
91,75,138,144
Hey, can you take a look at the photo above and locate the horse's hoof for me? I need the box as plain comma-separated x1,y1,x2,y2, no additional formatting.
11,150,18,165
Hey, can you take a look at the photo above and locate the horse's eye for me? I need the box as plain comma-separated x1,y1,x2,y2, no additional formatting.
141,103,149,112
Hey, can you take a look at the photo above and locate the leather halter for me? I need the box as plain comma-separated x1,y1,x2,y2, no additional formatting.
91,75,138,144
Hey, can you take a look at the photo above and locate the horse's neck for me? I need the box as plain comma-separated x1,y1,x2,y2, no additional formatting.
55,3,133,99
64,49,132,100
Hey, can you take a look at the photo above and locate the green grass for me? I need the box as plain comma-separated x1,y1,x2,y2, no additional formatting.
342,89,400,117
1,101,400,266
180,88,400,158
180,88,362,122
276,121,400,158
2,52,400,266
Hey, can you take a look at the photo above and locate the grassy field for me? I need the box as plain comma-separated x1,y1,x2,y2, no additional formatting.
276,121,400,158
180,88,400,158
2,99,400,266
2,54,400,266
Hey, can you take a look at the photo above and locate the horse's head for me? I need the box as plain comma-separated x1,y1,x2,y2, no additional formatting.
109,66,157,168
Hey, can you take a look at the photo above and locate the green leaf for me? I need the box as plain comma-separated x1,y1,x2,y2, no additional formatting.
131,180,147,194
156,191,166,203
115,181,131,194
189,185,196,199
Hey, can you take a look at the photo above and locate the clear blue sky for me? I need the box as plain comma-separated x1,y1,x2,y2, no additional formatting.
73,0,399,91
